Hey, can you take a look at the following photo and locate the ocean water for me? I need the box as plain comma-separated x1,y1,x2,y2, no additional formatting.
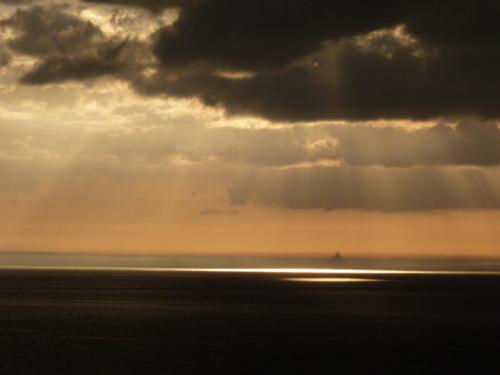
1,267,499,374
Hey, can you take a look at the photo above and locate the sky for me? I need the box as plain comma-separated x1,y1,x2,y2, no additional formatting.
0,0,499,258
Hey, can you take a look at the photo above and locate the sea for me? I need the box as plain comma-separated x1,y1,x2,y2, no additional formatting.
1,253,499,374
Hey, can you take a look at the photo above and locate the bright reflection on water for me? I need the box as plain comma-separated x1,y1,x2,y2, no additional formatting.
284,277,385,283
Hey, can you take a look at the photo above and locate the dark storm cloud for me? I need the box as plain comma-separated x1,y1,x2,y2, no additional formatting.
135,0,499,121
135,32,500,121
83,0,500,59
403,1,500,50
7,1,500,121
334,41,500,121
3,6,103,57
149,0,499,70
2,6,146,84
227,166,500,212
154,0,403,71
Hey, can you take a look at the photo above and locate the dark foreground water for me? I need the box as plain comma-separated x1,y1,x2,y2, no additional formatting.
1,269,499,374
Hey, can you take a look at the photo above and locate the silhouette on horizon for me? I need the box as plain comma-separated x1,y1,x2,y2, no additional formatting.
331,251,344,263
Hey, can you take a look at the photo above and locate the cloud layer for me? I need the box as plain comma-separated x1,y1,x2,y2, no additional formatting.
0,0,499,216
90,0,500,121
228,166,500,212
0,0,497,122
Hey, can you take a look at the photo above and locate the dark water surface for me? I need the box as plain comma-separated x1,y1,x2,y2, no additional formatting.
1,269,499,374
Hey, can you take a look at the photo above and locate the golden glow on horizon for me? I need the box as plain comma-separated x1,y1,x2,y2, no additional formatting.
2,208,500,257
